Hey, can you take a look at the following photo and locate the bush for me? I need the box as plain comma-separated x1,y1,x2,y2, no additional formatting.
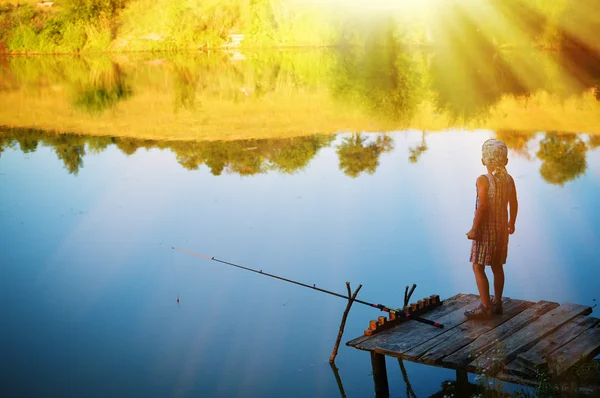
65,0,127,22
8,25,40,52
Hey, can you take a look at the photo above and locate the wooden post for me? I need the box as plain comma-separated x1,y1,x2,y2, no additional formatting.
456,368,469,397
370,352,389,398
329,282,362,363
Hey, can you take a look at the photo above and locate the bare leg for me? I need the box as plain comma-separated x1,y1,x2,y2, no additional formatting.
491,264,505,304
472,263,491,308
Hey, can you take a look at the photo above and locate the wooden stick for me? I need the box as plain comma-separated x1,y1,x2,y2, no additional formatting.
329,362,347,398
403,285,409,307
407,284,417,304
398,359,418,398
330,282,362,363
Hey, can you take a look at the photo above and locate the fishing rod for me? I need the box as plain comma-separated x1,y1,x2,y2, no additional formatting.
172,247,444,329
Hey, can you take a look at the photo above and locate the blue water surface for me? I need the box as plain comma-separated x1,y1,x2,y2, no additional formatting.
1,130,599,397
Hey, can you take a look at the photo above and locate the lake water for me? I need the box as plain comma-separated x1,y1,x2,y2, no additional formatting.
1,46,600,397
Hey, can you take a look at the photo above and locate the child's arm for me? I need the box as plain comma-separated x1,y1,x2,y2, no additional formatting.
508,177,518,234
467,175,489,240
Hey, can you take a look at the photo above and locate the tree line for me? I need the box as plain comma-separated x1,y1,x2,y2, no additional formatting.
1,127,597,185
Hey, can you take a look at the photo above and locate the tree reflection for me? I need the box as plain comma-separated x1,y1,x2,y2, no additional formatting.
330,17,425,124
537,132,588,185
17,134,39,153
1,128,596,183
54,137,86,175
172,60,201,112
171,135,335,176
336,133,393,178
73,64,132,115
496,130,534,160
587,134,600,149
0,128,333,177
408,131,428,163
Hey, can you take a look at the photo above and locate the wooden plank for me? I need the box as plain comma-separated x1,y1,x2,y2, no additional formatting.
470,303,592,374
516,316,599,371
495,371,538,387
412,298,534,364
356,295,481,354
504,360,536,378
346,293,474,348
347,293,467,347
442,300,559,369
546,326,600,376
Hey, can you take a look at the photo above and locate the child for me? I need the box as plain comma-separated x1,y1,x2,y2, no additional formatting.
465,139,518,318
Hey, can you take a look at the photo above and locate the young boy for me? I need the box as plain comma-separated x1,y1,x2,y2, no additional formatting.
465,139,518,318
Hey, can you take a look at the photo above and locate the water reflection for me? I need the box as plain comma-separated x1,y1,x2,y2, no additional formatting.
0,128,335,176
496,131,533,160
74,64,132,115
336,133,393,178
408,131,428,163
1,42,600,137
537,133,588,185
1,127,597,185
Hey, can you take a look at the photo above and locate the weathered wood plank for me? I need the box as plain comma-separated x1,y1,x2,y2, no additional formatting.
516,316,599,371
546,326,600,376
346,293,474,348
504,360,537,378
442,300,559,369
494,371,538,387
470,303,592,374
355,295,481,353
412,298,534,364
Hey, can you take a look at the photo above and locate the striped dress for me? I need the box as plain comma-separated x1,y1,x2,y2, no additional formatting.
470,172,514,266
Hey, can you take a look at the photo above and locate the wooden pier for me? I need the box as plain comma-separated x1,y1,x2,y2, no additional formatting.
346,293,600,396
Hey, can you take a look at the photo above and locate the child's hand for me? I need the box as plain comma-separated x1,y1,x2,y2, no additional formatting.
466,229,477,240
508,224,516,234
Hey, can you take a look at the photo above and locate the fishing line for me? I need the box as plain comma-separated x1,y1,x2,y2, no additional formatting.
171,245,180,307
172,246,443,328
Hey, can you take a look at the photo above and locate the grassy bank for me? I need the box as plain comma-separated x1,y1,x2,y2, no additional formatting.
1,0,600,54
0,0,340,53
